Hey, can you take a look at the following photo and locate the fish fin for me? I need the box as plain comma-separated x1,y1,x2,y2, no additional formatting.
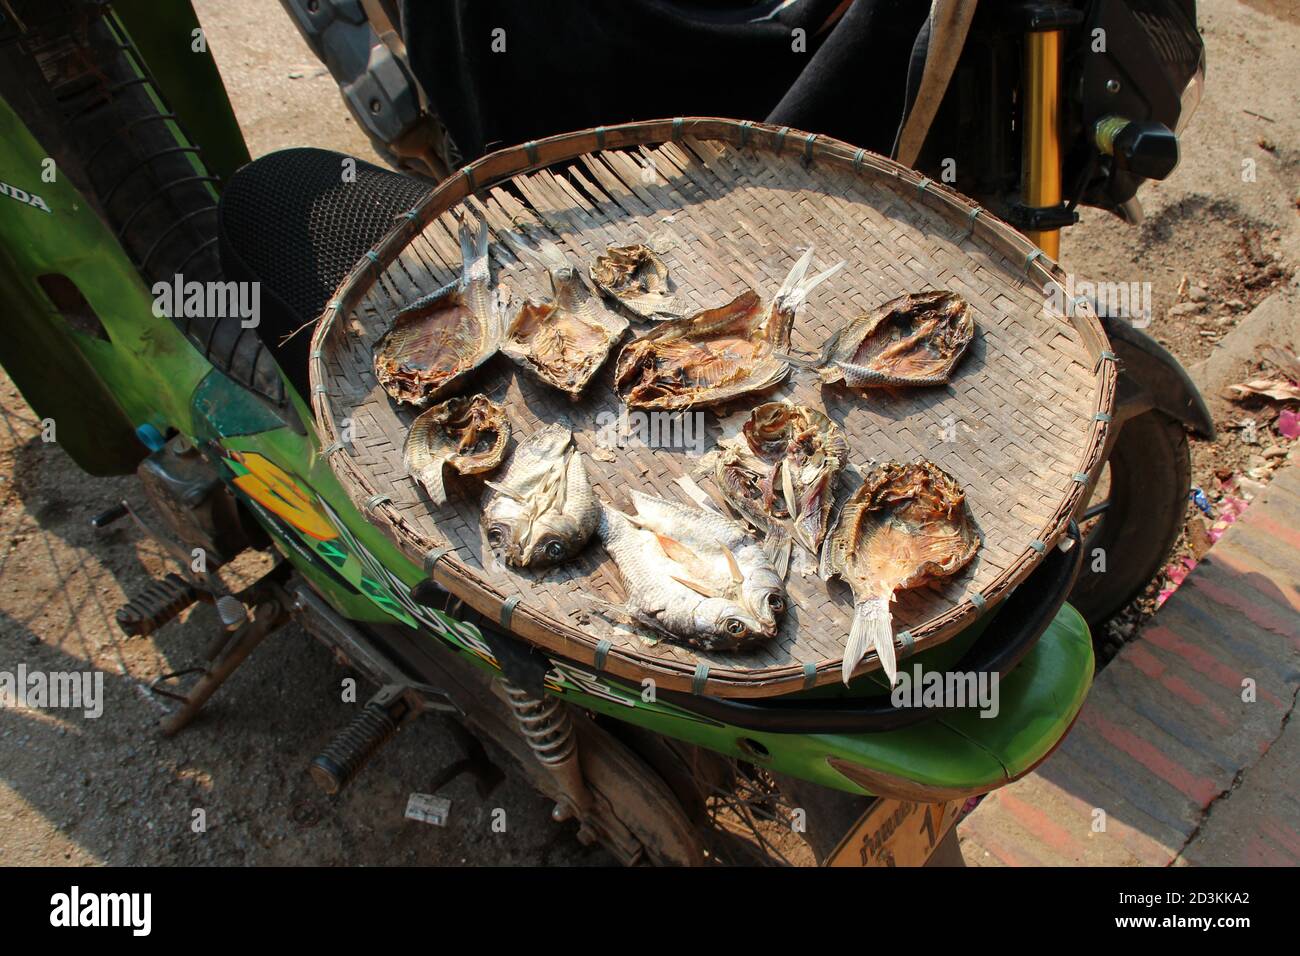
670,575,721,599
764,526,792,580
674,474,726,514
655,534,700,567
842,596,896,686
484,480,525,502
772,350,821,371
781,460,800,521
410,457,450,506
721,546,744,586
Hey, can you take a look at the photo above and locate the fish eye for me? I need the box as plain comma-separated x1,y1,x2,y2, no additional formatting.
767,595,786,614
545,540,566,560
487,526,506,547
724,619,748,636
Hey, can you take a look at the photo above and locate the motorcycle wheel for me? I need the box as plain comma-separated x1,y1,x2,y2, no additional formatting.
1068,409,1191,631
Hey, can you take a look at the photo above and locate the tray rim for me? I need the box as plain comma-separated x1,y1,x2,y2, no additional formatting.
308,116,1117,699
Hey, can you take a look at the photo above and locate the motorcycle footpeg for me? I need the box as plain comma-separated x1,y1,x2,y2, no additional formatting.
309,682,458,796
116,572,201,637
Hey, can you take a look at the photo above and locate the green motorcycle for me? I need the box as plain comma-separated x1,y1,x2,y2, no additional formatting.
0,0,1211,865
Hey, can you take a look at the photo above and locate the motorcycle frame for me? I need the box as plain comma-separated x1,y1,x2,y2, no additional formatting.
0,0,1098,803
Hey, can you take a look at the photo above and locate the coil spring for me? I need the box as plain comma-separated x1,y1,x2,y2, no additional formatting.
310,704,399,795
502,683,576,767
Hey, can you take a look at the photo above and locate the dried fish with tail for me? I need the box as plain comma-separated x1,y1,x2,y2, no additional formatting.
374,217,506,406
824,459,980,685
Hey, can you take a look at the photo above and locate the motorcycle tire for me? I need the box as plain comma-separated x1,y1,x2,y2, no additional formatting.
1068,408,1191,631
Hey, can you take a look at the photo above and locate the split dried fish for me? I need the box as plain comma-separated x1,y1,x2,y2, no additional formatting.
589,244,680,319
500,233,628,398
824,459,979,685
404,394,510,506
614,247,844,410
715,402,848,570
596,491,787,652
482,424,598,568
789,291,973,388
374,218,505,406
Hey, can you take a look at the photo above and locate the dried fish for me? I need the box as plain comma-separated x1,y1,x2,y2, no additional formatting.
374,218,505,406
715,402,848,568
614,247,844,410
404,394,510,506
500,233,628,398
596,491,787,651
824,460,979,685
589,244,680,319
789,291,973,388
482,424,598,568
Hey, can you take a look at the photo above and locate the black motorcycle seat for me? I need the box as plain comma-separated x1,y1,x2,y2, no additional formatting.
217,147,433,397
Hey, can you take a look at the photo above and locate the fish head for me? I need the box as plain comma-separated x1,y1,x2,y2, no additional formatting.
514,511,592,568
741,569,788,636
693,596,774,648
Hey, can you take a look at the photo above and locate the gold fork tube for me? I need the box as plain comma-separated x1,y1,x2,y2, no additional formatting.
1022,29,1063,259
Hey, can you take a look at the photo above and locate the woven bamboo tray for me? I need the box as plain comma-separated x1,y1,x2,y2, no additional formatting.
310,118,1116,699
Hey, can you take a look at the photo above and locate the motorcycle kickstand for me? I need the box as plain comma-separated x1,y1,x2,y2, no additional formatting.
158,598,288,737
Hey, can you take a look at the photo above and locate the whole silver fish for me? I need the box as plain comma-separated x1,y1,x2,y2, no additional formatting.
482,424,598,568
596,490,787,651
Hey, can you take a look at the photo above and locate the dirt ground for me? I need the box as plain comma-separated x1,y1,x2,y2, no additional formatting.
1,0,1297,867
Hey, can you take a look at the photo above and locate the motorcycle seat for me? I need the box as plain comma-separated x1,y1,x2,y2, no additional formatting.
217,147,433,398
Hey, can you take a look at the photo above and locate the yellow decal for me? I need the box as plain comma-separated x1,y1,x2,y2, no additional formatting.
230,451,337,541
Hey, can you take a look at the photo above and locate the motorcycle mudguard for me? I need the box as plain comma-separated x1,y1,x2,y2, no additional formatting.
1102,315,1216,439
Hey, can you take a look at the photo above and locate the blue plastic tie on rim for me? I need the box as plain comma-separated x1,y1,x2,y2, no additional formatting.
594,639,612,671
774,126,790,153
671,117,684,140
853,147,866,171
738,120,754,147
1025,249,1045,271
320,440,343,457
594,126,607,149
1094,412,1113,423
966,205,982,234
803,133,817,163
364,493,391,513
917,176,933,197
499,595,521,630
1099,350,1118,362
896,631,915,656
405,210,418,221
422,546,452,574
802,662,817,689
328,299,341,311
1072,472,1089,483
525,141,539,165
1029,539,1047,554
691,664,710,695
310,349,323,361
970,592,986,610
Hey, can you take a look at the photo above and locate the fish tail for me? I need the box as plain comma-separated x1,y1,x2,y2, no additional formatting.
411,456,450,506
776,248,846,314
842,596,896,686
460,217,491,286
